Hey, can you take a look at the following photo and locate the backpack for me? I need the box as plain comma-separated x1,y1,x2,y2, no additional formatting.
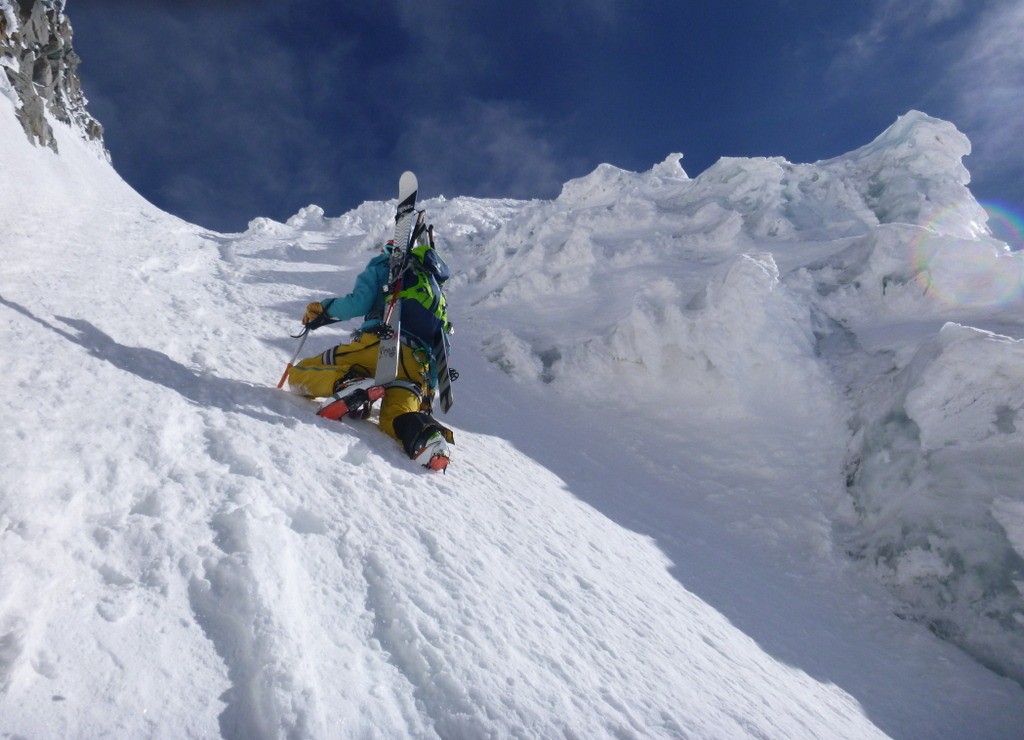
397,243,451,348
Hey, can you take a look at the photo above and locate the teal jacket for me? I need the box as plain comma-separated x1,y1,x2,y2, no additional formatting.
321,253,390,332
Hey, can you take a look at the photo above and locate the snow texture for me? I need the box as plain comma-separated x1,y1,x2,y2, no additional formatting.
1,89,1023,739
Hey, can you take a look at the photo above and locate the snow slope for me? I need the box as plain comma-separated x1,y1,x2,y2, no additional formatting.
2,70,1024,738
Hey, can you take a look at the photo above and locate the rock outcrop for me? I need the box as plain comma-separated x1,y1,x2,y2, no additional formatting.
0,0,105,154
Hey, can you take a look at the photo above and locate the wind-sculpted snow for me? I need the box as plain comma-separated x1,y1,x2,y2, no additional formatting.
820,111,985,232
845,324,1024,682
2,88,1024,738
450,109,1024,686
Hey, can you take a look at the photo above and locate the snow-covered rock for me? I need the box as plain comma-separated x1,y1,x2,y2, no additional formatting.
0,0,103,154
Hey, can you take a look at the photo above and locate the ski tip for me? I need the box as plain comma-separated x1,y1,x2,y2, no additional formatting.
399,171,417,192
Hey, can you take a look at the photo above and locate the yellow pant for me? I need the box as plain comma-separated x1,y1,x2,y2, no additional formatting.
288,333,429,440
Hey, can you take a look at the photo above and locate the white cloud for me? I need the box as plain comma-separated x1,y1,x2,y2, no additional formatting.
394,99,582,200
839,0,967,66
827,0,1022,202
948,0,1024,189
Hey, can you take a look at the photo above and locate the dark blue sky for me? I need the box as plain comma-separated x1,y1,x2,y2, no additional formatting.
69,0,1023,234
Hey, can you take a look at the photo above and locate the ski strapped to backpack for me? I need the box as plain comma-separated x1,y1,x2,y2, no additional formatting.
396,219,456,412
417,225,455,412
372,172,457,413
373,171,419,386
435,324,455,413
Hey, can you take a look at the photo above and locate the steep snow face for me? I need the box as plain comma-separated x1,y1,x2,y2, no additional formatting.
449,109,1024,685
771,116,1024,681
3,82,1024,739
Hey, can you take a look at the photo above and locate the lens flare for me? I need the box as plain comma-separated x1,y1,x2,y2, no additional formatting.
911,201,1024,308
981,201,1024,252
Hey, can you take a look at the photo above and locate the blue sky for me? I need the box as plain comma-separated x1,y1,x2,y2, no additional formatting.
69,0,1023,235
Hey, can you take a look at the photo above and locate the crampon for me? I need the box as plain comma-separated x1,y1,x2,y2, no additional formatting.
412,431,451,472
317,379,385,421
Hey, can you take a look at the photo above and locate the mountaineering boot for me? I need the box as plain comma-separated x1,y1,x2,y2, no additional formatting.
412,431,451,471
392,411,454,472
317,378,385,421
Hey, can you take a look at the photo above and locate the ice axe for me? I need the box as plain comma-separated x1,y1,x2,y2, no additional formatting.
276,312,338,389
276,326,311,389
